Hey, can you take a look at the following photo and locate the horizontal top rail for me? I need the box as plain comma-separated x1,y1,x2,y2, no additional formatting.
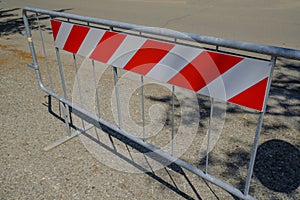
23,7,300,61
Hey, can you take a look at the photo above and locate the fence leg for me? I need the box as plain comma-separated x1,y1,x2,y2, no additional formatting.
43,124,94,151
92,60,102,118
171,85,175,156
205,97,214,174
244,56,277,196
55,47,72,136
171,37,177,156
141,76,146,140
113,67,122,129
36,14,54,91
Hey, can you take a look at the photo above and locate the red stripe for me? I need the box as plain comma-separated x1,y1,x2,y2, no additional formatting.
89,31,126,63
63,24,90,54
123,39,175,75
50,20,62,41
228,77,268,111
168,51,214,91
168,51,244,92
167,64,205,91
207,51,243,74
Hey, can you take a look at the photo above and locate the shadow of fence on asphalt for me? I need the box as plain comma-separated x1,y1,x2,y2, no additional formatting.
81,131,203,200
44,95,204,199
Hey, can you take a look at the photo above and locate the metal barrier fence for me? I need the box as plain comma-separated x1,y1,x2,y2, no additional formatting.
23,7,300,200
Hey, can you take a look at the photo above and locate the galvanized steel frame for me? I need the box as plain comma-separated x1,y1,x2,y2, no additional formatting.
23,7,300,200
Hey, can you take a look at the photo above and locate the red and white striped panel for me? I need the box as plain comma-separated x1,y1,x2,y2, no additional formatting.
50,20,271,111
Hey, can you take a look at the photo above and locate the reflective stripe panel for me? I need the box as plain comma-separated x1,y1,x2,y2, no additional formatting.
50,19,271,111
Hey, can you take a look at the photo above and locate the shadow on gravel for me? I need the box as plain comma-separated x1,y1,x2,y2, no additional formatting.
41,56,299,199
0,7,73,36
254,139,300,193
82,131,203,200
265,59,300,122
45,95,203,199
0,8,19,18
143,58,300,196
197,148,252,194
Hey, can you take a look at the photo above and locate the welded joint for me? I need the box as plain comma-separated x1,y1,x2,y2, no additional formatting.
27,63,38,70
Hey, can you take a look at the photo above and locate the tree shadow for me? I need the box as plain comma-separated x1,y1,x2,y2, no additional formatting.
254,139,300,193
264,59,300,124
0,7,73,36
0,8,20,18
196,139,299,197
272,58,300,94
147,94,211,130
197,147,252,193
144,59,300,193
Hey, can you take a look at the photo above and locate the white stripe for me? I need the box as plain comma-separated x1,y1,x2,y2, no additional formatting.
77,28,106,57
198,58,271,100
197,77,227,100
55,22,73,49
146,45,203,82
107,35,146,68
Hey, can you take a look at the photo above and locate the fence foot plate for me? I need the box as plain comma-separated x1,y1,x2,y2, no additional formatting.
43,124,94,151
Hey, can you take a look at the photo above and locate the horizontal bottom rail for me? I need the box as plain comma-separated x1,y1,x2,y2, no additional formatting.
67,99,255,200
36,73,255,199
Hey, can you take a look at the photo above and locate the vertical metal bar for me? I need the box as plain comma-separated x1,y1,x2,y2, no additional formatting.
73,53,86,131
61,101,71,136
141,76,145,140
171,37,177,156
87,21,101,141
205,97,214,174
73,54,83,105
86,22,101,117
23,11,38,68
244,56,277,196
55,48,68,99
113,67,122,129
139,30,146,140
171,85,175,156
205,45,218,173
55,47,71,136
92,60,101,118
36,13,54,91
109,26,122,128
48,15,72,136
87,22,101,139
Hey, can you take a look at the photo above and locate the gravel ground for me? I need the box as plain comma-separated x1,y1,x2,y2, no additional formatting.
1,2,299,200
